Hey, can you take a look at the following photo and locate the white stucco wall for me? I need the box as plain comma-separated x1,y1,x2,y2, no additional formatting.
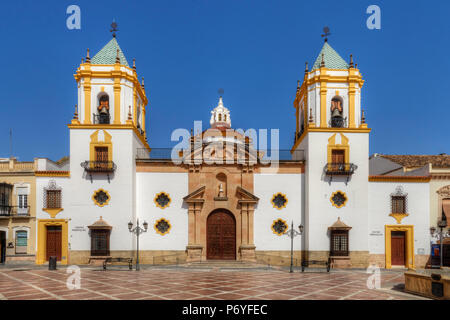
368,181,430,255
253,173,304,251
136,172,189,250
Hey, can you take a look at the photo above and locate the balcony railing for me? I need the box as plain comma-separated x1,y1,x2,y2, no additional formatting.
0,205,30,217
80,161,117,173
93,113,111,124
136,148,305,163
329,116,347,128
325,163,357,175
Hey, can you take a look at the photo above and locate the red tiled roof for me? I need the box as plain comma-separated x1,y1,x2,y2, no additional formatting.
380,154,450,168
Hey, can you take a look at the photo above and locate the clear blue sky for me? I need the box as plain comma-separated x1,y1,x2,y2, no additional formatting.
0,0,449,161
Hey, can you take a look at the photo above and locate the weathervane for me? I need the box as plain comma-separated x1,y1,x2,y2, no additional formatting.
218,88,224,97
110,19,118,37
321,26,331,42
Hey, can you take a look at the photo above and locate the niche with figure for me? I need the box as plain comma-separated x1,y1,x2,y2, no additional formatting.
97,94,110,124
215,173,227,199
330,96,345,128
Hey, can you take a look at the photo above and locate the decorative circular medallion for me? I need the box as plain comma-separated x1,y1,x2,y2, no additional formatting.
271,218,288,236
330,191,347,208
92,189,110,207
271,193,288,210
154,218,171,235
154,192,171,209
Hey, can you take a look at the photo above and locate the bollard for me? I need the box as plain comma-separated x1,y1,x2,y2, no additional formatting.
49,256,57,270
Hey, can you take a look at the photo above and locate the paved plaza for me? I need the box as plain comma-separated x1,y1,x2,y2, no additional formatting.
0,265,427,300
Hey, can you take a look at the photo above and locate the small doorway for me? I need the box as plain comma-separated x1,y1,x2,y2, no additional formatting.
207,210,236,260
391,231,406,266
46,226,62,261
0,231,6,263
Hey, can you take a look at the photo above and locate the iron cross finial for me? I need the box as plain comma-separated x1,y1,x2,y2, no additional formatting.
321,26,331,42
110,19,118,37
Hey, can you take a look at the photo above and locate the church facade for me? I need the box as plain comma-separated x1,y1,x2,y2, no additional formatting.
28,35,450,269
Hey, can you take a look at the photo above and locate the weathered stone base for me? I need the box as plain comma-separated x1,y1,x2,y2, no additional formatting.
368,254,429,269
69,250,187,265
239,245,256,262
186,245,203,262
5,254,36,264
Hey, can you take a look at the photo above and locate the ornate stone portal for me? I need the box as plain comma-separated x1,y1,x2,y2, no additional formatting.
183,99,259,262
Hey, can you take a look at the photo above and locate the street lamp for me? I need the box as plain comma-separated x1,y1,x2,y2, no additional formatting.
431,206,449,269
285,221,303,273
128,218,148,271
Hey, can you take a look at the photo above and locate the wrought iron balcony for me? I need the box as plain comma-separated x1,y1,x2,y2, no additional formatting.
93,113,111,124
325,163,357,175
80,161,116,173
330,116,347,128
325,163,357,183
0,205,31,217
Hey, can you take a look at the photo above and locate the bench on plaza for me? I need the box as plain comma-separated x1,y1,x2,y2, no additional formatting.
103,257,133,270
301,259,331,272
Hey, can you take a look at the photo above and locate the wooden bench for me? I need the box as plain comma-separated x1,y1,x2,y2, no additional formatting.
301,259,331,272
103,257,133,270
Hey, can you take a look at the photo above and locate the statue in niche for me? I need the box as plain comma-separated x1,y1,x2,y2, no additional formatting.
218,183,224,197
98,95,110,124
330,97,344,128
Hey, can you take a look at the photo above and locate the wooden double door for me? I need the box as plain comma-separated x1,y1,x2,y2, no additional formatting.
46,226,62,261
391,231,406,266
207,211,236,260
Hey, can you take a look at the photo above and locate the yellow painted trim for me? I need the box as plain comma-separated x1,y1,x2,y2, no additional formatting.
330,190,348,208
36,219,69,265
154,192,171,209
154,218,171,236
92,189,111,207
42,208,64,218
389,212,409,224
320,83,327,127
89,130,113,163
385,225,415,269
369,176,430,182
271,218,288,236
309,127,371,133
113,81,121,124
133,87,138,125
271,192,288,210
348,84,356,128
35,171,70,177
74,66,148,106
327,133,350,164
67,124,151,152
84,80,92,124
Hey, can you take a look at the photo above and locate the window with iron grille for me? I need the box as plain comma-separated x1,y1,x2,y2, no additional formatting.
391,196,406,213
330,230,349,256
44,180,62,209
390,186,407,213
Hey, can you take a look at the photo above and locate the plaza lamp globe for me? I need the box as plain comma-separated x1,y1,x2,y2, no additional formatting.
143,221,149,231
298,224,304,234
128,221,133,231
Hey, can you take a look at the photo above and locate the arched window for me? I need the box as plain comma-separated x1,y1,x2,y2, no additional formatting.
97,94,110,124
330,96,345,128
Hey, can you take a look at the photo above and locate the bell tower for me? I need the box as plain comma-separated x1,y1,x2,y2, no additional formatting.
67,24,151,258
291,37,371,266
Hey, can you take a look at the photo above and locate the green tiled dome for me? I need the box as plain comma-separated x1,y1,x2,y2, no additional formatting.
91,37,129,67
312,42,349,70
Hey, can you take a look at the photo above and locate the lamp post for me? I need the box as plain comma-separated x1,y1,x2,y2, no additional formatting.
430,206,449,269
285,221,304,273
128,219,148,271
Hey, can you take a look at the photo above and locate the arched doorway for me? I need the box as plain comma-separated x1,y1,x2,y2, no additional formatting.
207,210,236,260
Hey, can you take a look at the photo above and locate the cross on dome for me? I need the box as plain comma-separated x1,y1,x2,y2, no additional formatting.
210,96,231,129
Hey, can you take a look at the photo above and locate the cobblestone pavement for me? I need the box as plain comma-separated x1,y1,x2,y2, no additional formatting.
0,266,427,300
